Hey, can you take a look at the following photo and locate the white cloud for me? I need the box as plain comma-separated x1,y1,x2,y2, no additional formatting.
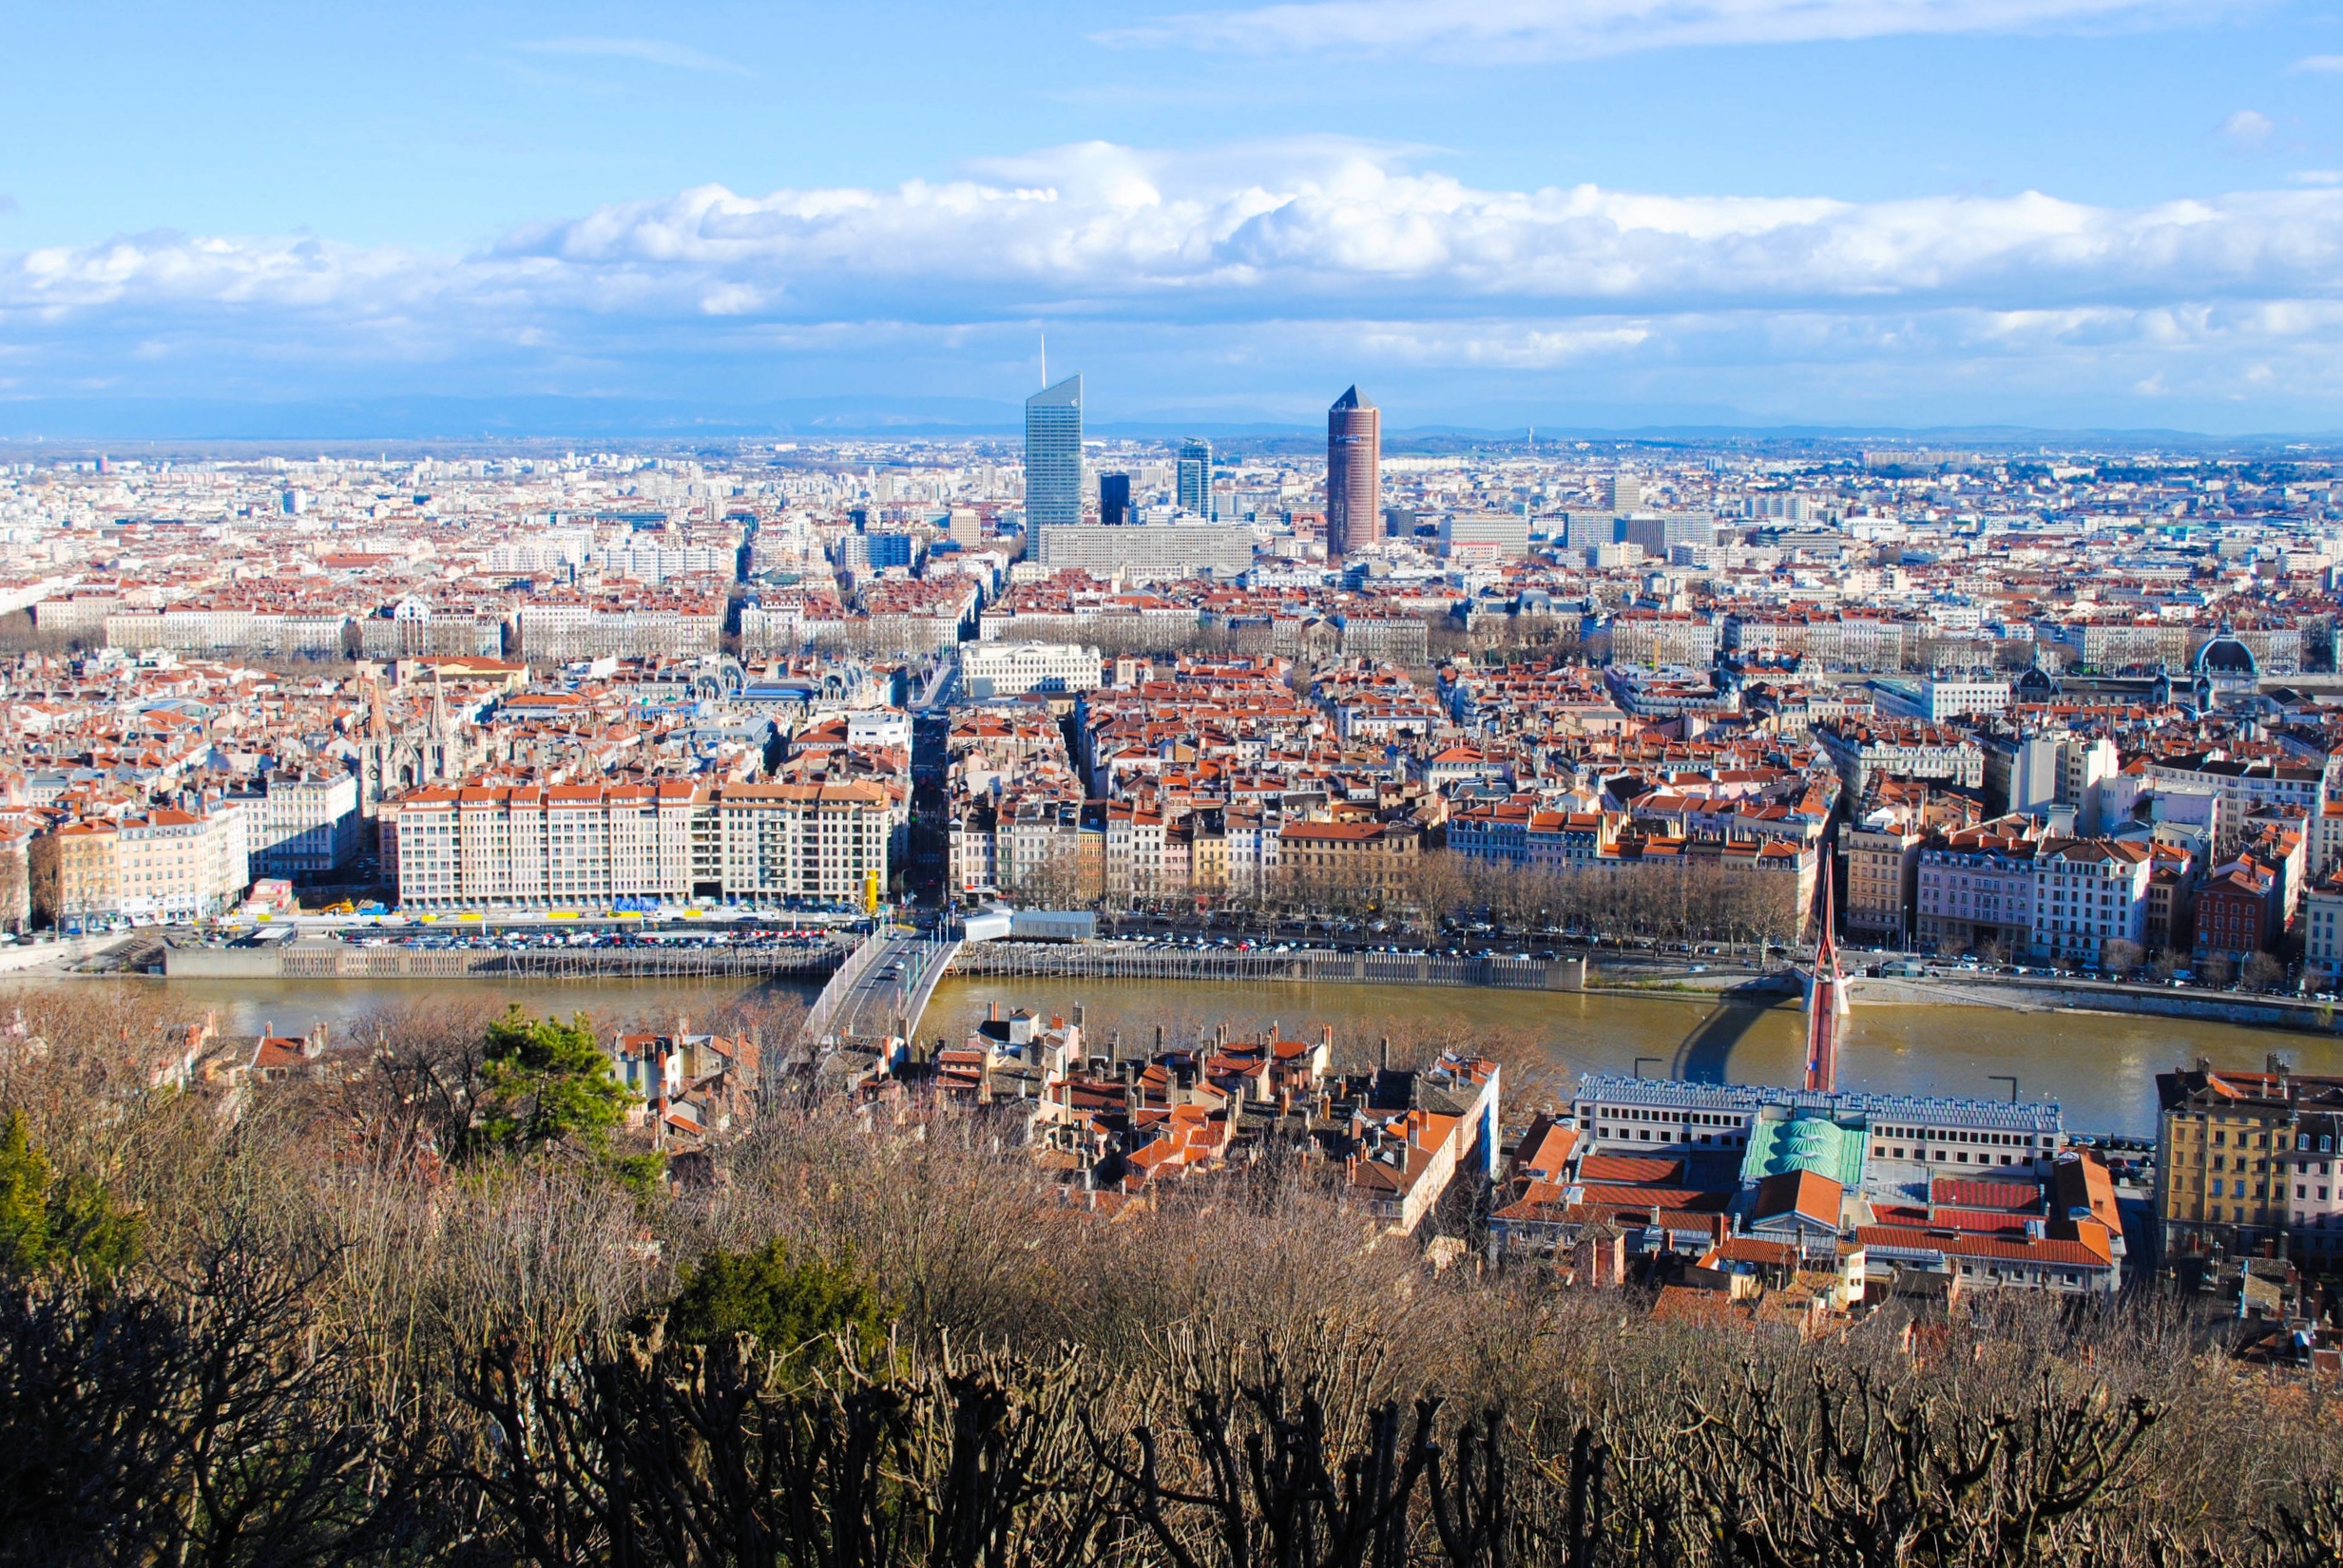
12,144,2343,325
1100,0,2243,62
2289,53,2343,72
2220,109,2275,149
9,141,2343,423
517,37,747,74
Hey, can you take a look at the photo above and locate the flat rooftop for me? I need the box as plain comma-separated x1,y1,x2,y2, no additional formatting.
1572,1072,2064,1133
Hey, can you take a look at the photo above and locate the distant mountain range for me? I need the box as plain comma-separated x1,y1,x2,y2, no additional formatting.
0,393,2331,453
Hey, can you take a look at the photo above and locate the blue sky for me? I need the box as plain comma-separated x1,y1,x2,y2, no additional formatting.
5,0,2343,433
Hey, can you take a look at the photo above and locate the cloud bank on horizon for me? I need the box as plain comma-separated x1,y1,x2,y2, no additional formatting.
1100,0,2249,62
6,139,2342,430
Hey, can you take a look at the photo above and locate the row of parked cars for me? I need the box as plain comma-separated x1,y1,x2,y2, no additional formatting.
340,926,839,952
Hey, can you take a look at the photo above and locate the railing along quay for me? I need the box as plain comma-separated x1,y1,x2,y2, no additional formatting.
226,943,852,982
948,942,1584,991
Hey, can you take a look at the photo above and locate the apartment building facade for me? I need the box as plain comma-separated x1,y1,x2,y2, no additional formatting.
1277,818,1421,903
2028,839,2152,966
1843,810,1925,945
239,771,363,880
386,779,891,908
718,782,893,906
1815,720,1987,805
388,780,705,908
49,819,122,924
1605,611,1718,670
64,804,252,924
1914,822,2040,958
2144,755,2324,860
2157,1065,2343,1262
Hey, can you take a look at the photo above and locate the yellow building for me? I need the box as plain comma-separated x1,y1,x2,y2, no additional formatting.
51,820,120,923
1189,811,1230,895
39,803,250,927
2156,1061,2343,1263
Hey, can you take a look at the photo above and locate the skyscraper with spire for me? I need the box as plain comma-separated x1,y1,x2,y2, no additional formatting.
1325,385,1380,563
1024,373,1084,541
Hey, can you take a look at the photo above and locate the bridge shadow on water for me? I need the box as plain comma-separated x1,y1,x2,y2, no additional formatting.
1670,999,1787,1083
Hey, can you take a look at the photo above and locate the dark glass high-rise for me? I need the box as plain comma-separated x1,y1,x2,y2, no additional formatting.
1100,471,1133,526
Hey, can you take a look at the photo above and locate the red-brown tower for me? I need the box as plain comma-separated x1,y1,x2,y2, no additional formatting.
1325,386,1381,563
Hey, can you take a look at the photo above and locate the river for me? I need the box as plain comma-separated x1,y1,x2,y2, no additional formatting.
20,969,2342,1139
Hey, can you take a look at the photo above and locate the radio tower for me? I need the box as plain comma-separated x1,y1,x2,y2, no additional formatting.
1803,846,1848,1094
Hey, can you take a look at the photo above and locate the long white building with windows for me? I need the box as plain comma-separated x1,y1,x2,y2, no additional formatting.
384,779,891,908
959,641,1102,700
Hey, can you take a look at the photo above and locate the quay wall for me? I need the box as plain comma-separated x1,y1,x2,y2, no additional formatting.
951,942,1588,991
0,935,117,975
163,941,849,983
1853,973,2343,1035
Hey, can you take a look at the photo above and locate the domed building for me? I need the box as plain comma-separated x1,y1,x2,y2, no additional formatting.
2192,629,2260,705
2014,662,2061,703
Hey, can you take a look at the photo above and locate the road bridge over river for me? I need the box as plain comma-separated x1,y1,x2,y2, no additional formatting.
794,928,962,1058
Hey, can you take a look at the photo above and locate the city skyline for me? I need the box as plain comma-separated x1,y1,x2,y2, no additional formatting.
6,2,2343,434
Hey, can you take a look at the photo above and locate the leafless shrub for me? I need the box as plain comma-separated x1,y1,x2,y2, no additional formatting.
6,985,2343,1566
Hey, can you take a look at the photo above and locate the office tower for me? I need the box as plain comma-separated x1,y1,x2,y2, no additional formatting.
1606,472,1642,514
1100,472,1133,526
1177,438,1212,516
1024,374,1084,538
1619,511,1715,556
1325,387,1380,563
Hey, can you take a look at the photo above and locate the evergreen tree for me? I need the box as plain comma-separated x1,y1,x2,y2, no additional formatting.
663,1239,890,1372
476,1007,631,1155
0,1110,140,1278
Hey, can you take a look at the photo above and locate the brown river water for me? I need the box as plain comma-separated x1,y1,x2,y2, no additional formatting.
25,972,2342,1139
